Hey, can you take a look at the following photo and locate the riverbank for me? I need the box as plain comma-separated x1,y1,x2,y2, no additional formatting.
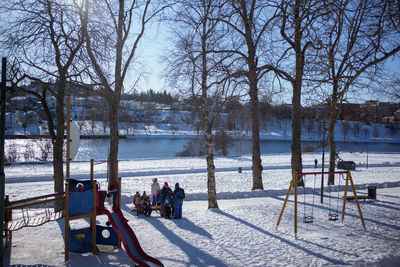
5,119,400,143
4,152,400,266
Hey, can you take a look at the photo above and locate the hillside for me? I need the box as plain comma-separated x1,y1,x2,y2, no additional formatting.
6,116,400,143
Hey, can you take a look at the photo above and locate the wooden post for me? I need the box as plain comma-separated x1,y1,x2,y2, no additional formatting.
341,171,349,222
348,171,366,229
64,180,69,261
276,174,295,228
91,178,97,255
64,95,71,261
4,195,11,247
0,57,6,266
117,160,121,249
294,172,298,237
66,96,71,181
90,159,94,181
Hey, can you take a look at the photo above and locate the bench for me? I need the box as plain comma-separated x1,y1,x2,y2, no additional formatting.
346,187,376,202
131,205,160,216
346,195,372,201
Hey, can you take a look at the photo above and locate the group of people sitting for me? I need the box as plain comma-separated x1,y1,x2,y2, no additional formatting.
133,178,185,219
133,191,153,216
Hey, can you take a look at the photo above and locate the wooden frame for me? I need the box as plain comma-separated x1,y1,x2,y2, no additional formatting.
276,171,365,237
4,192,65,246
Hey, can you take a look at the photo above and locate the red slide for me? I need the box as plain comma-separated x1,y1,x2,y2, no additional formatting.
103,208,163,267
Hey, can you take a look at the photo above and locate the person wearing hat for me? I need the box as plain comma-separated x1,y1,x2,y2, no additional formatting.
160,181,172,217
151,178,161,206
173,183,185,219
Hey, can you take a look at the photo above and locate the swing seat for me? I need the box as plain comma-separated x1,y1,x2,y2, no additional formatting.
303,215,314,223
328,213,338,221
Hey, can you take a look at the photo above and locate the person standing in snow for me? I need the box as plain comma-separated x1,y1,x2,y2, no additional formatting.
133,191,142,210
141,191,147,207
173,183,185,219
160,182,173,217
151,178,161,206
143,195,152,217
314,158,318,168
155,189,161,206
164,193,173,219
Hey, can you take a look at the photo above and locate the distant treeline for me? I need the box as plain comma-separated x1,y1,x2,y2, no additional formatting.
122,89,178,106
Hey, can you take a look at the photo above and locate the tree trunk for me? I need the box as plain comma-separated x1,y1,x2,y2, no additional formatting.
249,80,263,190
291,80,303,175
108,99,119,184
291,0,304,178
201,13,218,208
247,56,263,190
53,84,65,212
327,112,337,185
204,122,218,209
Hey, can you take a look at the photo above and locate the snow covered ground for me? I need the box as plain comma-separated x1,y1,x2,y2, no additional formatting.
3,152,400,266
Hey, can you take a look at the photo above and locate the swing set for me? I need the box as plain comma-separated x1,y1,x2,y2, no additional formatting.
276,170,366,237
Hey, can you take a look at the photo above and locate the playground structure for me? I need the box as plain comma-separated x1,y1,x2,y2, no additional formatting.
64,159,163,266
3,96,163,267
63,159,114,259
4,192,65,247
276,170,366,237
63,95,163,266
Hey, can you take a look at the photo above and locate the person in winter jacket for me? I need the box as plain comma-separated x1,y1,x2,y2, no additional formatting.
164,193,173,219
151,178,161,206
133,191,142,210
173,183,185,219
160,182,173,217
141,191,147,207
155,189,161,206
143,195,152,217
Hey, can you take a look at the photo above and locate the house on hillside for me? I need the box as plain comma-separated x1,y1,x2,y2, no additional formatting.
9,96,37,110
383,110,400,124
141,101,157,110
361,101,400,123
71,97,96,109
5,112,18,128
395,110,400,122
120,100,142,110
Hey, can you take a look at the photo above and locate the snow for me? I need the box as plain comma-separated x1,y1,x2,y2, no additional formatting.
3,152,400,266
6,118,400,144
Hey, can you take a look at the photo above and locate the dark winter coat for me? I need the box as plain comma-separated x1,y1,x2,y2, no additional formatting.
173,187,185,201
161,186,173,204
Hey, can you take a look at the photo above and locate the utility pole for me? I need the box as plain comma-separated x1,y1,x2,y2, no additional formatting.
1,57,7,267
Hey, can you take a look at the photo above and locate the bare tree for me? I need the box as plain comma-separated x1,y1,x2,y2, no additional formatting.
80,0,166,184
164,0,241,208
219,0,278,190
266,0,328,180
1,0,84,211
314,0,400,184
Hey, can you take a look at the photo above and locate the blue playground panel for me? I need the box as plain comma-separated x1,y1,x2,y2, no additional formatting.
69,225,118,253
96,225,118,246
69,190,93,216
69,228,93,253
